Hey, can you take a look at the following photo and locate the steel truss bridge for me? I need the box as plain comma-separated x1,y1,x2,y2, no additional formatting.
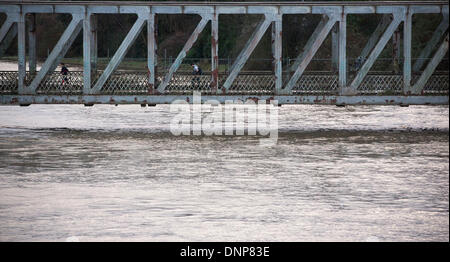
0,1,448,105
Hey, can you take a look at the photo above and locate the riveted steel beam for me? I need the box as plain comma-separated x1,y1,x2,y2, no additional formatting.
392,28,401,72
360,14,392,63
0,5,20,14
413,14,449,72
223,14,274,92
403,8,412,93
284,14,338,92
148,13,156,94
216,6,246,14
339,12,347,89
27,14,36,75
0,2,448,14
22,5,54,14
87,6,119,14
280,6,310,14
410,5,443,14
91,15,147,94
0,9,19,59
54,6,85,14
344,6,376,14
286,15,329,73
83,13,93,93
90,14,98,73
24,14,83,94
18,12,26,93
248,6,278,14
346,12,404,94
211,12,219,93
0,14,17,44
157,15,211,93
152,6,182,14
0,1,448,97
185,6,214,14
0,17,17,59
1,95,447,106
412,34,449,94
272,14,282,94
331,24,339,72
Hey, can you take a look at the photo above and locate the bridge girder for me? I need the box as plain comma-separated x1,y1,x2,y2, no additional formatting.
0,1,448,104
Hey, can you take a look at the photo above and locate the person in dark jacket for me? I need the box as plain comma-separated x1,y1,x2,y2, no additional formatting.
61,63,69,84
354,56,364,71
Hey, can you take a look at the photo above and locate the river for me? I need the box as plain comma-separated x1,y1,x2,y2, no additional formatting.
0,103,448,241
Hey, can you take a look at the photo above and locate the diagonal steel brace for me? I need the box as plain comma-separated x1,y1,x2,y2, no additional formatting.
24,14,83,94
346,13,403,93
284,15,338,92
411,34,449,94
91,15,147,94
157,15,211,93
222,14,274,91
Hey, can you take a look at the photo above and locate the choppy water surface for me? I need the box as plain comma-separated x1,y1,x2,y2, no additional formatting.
0,104,448,241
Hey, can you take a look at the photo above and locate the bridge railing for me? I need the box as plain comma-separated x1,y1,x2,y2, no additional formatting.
1,70,448,95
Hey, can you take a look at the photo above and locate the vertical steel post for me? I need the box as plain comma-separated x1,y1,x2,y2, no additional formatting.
392,29,401,72
91,14,97,74
148,13,156,93
271,20,276,73
331,23,339,73
27,14,36,76
211,11,219,93
154,14,158,86
18,12,26,94
339,12,347,90
403,9,412,93
273,14,282,94
83,12,92,93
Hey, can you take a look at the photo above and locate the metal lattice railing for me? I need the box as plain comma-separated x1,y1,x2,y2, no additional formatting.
357,74,404,95
226,74,275,94
420,74,449,94
98,71,149,94
0,71,448,95
292,74,339,94
164,74,213,94
0,71,18,94
161,73,276,94
36,72,83,94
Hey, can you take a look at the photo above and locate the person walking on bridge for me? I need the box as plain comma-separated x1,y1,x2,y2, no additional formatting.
60,63,69,85
191,63,202,89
